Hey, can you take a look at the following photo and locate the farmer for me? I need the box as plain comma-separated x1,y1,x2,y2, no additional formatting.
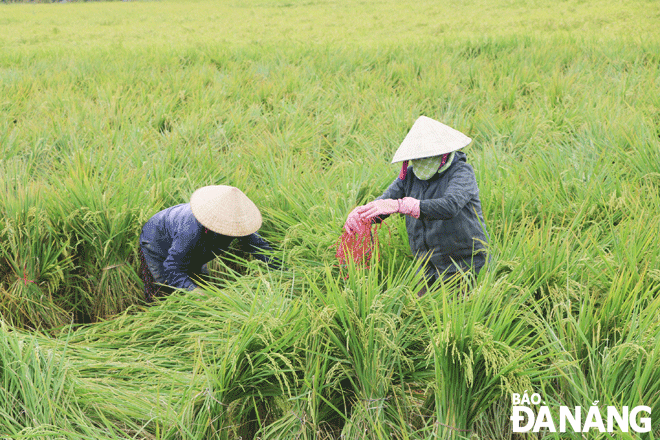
139,185,279,302
344,116,489,292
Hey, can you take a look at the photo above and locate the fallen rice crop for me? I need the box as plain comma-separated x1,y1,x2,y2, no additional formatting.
1,0,659,438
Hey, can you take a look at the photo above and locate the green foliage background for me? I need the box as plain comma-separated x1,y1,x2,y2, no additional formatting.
1,0,659,438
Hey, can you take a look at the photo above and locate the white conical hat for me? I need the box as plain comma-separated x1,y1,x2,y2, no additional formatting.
391,116,472,163
190,185,262,237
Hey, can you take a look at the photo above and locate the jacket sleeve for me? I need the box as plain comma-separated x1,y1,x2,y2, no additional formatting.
419,163,478,220
236,233,281,269
376,175,406,201
163,217,200,291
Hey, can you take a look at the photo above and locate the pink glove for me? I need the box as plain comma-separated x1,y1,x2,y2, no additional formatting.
357,199,400,221
398,197,420,218
357,198,421,221
344,206,365,233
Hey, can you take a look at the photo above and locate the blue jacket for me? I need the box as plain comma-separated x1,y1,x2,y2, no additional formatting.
140,203,276,291
376,151,489,274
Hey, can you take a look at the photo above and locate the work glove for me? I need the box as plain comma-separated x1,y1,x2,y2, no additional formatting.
357,199,400,221
344,205,365,233
397,197,421,218
358,197,421,221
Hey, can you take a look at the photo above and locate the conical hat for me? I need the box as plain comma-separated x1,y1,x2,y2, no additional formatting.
190,186,262,237
391,116,472,163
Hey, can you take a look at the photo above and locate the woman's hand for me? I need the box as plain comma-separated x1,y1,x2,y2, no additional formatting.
357,199,400,220
344,205,365,233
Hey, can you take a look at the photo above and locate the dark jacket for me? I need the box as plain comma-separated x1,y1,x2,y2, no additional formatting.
139,203,275,291
376,151,489,275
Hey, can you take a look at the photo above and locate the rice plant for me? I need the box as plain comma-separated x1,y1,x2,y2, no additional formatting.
1,0,659,437
0,190,75,329
52,156,148,320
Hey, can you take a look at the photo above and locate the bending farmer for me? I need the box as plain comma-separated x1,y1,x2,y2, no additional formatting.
344,116,489,289
139,185,279,301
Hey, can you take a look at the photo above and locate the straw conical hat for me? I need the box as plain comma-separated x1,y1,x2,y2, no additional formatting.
190,186,262,237
391,116,472,163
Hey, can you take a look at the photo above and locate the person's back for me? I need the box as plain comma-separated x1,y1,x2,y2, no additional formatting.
138,186,277,302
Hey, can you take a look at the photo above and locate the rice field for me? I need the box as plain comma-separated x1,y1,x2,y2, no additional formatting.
1,0,660,438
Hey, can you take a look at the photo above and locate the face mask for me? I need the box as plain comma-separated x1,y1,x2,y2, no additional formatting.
411,152,454,180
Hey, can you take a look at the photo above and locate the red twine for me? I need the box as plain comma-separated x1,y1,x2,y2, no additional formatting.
20,264,35,287
334,218,381,270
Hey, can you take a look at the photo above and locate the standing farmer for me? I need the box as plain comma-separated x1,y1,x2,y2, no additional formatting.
139,185,279,302
344,116,489,291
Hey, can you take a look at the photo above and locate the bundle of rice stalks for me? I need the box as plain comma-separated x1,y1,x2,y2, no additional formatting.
190,288,306,439
0,211,75,330
54,163,149,321
420,277,549,438
66,207,143,320
296,261,432,439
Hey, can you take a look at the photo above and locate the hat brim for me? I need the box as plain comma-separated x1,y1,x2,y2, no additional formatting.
391,116,472,163
190,186,262,237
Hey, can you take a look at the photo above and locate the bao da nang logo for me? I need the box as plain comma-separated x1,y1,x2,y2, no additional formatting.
510,392,652,433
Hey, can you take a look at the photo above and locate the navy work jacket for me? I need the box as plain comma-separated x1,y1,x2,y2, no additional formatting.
140,203,275,291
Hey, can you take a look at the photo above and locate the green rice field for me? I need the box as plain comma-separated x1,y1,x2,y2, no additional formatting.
1,0,660,438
